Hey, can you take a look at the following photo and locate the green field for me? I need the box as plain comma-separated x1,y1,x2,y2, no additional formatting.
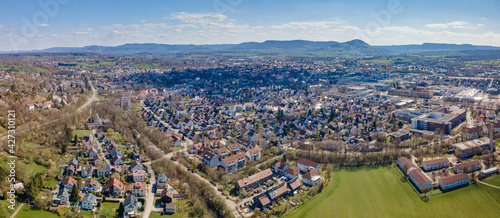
99,202,120,217
73,129,93,138
16,204,59,218
150,198,191,218
287,166,500,218
483,174,500,187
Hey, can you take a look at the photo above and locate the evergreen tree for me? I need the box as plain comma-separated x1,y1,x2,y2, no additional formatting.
70,183,80,203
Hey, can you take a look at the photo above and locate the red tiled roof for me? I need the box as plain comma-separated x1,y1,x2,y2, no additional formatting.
296,158,319,168
439,173,468,185
237,169,272,188
423,157,449,166
409,170,431,185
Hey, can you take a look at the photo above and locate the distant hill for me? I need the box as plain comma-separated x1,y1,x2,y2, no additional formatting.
9,40,500,57
378,43,500,53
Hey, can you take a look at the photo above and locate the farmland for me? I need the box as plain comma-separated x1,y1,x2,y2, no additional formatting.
287,166,500,218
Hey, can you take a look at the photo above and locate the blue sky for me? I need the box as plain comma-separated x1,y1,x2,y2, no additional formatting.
0,0,499,51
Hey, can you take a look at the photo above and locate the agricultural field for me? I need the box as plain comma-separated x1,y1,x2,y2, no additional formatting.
287,166,500,218
482,174,500,187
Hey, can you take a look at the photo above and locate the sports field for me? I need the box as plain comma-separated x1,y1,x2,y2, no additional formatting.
287,166,500,218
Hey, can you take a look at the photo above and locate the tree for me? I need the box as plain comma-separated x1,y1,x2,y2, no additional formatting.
73,134,79,144
107,128,115,138
24,173,44,202
61,142,68,154
64,125,73,142
70,183,81,203
398,121,404,129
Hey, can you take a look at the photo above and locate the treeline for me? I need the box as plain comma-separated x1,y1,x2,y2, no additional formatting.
151,159,232,218
285,149,409,167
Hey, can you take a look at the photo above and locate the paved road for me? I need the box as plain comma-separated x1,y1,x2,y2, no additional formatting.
142,162,156,218
0,81,98,142
141,130,240,218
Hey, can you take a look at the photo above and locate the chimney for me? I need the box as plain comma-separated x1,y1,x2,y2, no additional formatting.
490,122,495,152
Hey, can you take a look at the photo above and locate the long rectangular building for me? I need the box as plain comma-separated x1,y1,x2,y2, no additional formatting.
453,160,481,173
397,157,417,175
453,137,491,158
439,173,469,190
409,169,432,192
411,106,466,134
422,158,449,171
236,169,273,190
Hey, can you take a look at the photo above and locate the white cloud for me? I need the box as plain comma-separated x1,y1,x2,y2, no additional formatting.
425,21,483,29
167,12,227,25
0,25,4,28
36,24,50,27
101,24,141,31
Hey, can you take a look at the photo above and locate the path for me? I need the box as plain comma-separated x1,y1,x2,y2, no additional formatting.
477,179,500,190
10,203,25,218
0,81,98,141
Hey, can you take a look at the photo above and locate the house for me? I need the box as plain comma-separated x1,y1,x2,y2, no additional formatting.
228,143,240,154
397,157,418,175
61,177,77,191
132,170,147,182
245,146,262,162
439,173,469,190
131,182,148,197
288,179,301,193
284,166,300,180
256,195,271,208
124,194,139,216
271,160,290,176
80,193,97,210
52,188,70,206
104,178,123,196
255,137,268,147
453,160,481,173
301,169,321,187
409,169,432,192
160,188,174,204
268,184,290,200
214,147,229,159
422,158,449,171
236,169,273,190
92,155,104,166
67,159,79,175
203,152,219,168
164,203,176,214
25,103,35,110
219,153,247,173
481,167,498,176
81,178,101,192
156,172,170,190
130,161,144,172
112,155,123,165
296,158,321,173
80,165,93,178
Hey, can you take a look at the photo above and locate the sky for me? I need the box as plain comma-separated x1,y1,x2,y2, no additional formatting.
0,0,499,51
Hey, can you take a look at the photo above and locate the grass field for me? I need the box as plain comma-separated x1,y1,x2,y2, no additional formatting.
99,202,120,217
287,166,500,218
73,129,93,138
16,204,59,218
150,198,191,218
483,174,500,187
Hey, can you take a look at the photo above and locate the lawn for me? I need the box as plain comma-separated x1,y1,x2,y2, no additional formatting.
99,202,120,218
16,204,59,218
287,166,500,218
73,129,93,138
44,178,59,189
150,198,191,218
482,174,500,187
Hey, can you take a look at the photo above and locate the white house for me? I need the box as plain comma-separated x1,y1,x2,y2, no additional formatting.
301,169,321,187
296,158,321,173
80,193,97,210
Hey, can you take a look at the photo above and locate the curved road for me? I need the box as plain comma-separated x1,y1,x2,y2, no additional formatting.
0,81,97,142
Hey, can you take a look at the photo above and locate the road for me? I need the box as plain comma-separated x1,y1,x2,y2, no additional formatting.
140,127,240,218
142,162,156,218
0,81,98,142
